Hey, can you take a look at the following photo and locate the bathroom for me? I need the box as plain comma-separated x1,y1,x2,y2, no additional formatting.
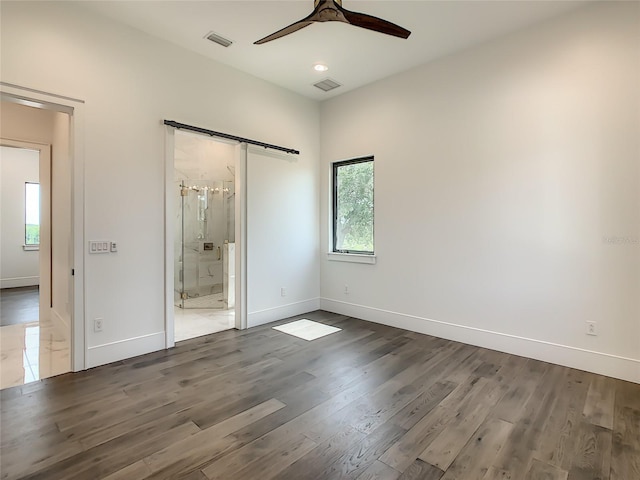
173,130,235,341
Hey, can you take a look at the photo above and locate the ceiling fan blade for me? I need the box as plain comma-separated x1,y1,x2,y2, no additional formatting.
254,19,314,44
338,6,411,39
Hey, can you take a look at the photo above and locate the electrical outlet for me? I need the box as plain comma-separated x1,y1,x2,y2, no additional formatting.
281,287,286,297
344,285,349,295
94,318,103,333
586,321,597,336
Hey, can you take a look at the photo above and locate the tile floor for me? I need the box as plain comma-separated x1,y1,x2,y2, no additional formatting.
174,306,235,342
0,315,70,390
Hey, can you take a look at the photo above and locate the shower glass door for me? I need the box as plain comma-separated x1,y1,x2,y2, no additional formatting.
175,180,230,309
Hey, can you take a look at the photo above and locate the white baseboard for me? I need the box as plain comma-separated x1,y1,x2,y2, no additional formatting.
86,332,166,369
248,298,320,328
1,276,39,289
320,298,640,384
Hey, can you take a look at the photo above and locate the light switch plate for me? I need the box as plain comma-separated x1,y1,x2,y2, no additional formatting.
89,241,110,254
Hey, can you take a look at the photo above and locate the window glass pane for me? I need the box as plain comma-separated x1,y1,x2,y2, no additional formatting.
334,159,374,253
25,182,40,245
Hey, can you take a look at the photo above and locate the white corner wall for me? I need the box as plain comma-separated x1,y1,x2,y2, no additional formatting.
1,1,320,367
320,2,640,383
0,146,40,288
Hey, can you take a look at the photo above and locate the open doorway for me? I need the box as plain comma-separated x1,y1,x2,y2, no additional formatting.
172,131,237,342
0,101,72,389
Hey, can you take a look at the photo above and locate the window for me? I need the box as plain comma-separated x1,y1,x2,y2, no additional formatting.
25,182,40,246
332,157,374,254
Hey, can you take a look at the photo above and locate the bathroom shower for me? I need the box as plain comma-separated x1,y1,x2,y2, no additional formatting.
175,179,235,309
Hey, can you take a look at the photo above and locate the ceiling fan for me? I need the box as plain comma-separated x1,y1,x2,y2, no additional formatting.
254,0,411,45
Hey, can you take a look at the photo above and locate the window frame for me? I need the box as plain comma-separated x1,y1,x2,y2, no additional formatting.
332,156,375,255
24,181,40,247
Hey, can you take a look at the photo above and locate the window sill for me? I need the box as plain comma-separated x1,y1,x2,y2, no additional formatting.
327,252,376,264
23,245,39,251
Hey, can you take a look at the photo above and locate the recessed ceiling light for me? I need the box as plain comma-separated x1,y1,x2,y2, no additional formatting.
314,64,329,72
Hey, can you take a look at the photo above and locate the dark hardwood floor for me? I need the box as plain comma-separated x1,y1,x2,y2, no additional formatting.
0,286,39,327
1,310,638,480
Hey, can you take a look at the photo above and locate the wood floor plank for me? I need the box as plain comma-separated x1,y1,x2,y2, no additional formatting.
0,437,84,480
487,364,567,479
276,426,367,480
75,396,204,450
525,458,569,480
583,375,616,429
419,378,507,471
389,381,457,430
101,460,152,480
610,380,640,480
567,421,612,480
208,434,317,480
397,459,444,480
379,376,491,473
142,398,286,475
533,368,590,470
1,311,638,480
312,421,407,480
355,460,401,480
439,418,513,480
492,357,548,423
16,420,200,480
301,348,429,444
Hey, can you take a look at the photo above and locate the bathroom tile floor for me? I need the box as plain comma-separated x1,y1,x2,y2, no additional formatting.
174,306,235,342
0,316,71,390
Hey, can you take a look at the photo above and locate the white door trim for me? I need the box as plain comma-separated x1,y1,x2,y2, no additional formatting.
235,143,248,330
0,84,86,372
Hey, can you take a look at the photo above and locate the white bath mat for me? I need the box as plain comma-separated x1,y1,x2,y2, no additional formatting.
272,319,341,341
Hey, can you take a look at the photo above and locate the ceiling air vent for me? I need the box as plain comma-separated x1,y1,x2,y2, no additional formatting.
313,78,342,92
204,31,233,48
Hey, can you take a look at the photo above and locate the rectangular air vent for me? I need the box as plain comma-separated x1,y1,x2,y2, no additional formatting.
314,78,342,92
204,31,233,48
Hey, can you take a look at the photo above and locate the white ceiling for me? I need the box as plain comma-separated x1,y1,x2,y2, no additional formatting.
78,0,590,101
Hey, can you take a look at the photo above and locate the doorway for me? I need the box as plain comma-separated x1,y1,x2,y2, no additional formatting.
0,84,86,383
0,138,70,389
172,131,237,342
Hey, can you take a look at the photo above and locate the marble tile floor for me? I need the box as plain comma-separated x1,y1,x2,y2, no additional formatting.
0,316,70,390
180,291,226,309
174,306,235,342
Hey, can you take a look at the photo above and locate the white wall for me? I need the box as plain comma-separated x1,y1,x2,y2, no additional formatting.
247,148,320,326
320,2,640,383
0,146,40,288
1,1,320,367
